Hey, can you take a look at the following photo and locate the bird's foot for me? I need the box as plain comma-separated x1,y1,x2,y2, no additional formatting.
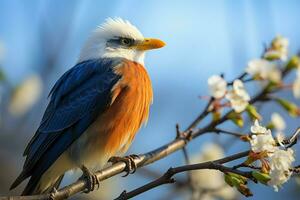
108,154,140,177
80,165,100,193
49,187,58,200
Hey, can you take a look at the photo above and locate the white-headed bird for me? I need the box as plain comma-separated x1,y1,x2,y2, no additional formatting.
10,18,165,195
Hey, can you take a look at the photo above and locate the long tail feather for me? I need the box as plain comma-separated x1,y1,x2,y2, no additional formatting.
22,174,64,195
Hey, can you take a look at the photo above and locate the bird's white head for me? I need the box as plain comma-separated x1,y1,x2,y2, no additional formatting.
78,18,165,65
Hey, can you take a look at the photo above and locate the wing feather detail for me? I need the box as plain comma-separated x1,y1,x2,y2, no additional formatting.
17,58,123,186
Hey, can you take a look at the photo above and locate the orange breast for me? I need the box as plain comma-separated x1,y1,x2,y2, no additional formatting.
88,60,153,157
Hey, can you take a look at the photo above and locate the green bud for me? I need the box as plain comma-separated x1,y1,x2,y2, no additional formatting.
275,98,300,117
224,172,247,186
246,105,262,120
264,51,281,61
266,122,275,130
228,172,248,183
286,56,300,70
224,173,234,187
228,112,244,127
252,171,271,185
224,173,252,197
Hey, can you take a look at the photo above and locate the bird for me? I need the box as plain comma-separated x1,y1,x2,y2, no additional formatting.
10,18,165,195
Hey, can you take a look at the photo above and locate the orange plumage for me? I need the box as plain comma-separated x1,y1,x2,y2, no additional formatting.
75,60,153,167
106,60,153,155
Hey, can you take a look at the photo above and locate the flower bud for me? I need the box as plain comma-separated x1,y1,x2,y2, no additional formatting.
252,171,271,185
224,173,252,197
286,56,300,70
264,36,288,61
246,105,262,120
275,98,300,117
228,112,244,127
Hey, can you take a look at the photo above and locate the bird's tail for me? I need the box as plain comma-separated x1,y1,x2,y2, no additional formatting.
10,171,64,195
21,173,64,195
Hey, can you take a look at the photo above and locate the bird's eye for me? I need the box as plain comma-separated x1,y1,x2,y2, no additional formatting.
120,38,133,46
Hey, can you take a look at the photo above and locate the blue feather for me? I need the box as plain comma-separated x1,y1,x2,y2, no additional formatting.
13,58,123,191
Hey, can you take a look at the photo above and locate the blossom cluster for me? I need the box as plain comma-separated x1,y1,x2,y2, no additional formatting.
246,59,281,83
205,36,300,195
246,36,289,83
249,119,295,191
208,76,250,113
207,36,300,117
263,35,289,61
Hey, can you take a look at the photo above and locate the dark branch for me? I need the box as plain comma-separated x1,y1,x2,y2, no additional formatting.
115,151,251,200
211,128,246,137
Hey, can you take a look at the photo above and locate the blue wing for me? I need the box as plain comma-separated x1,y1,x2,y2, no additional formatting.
11,58,122,191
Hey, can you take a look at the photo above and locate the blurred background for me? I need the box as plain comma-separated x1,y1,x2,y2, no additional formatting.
0,0,300,199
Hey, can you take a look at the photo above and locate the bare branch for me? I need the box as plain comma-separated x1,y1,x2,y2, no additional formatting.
211,128,246,137
114,151,251,200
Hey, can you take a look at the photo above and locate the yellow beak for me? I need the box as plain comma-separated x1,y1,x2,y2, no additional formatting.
135,38,166,51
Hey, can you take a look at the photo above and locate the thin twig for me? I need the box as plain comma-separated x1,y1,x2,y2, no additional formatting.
115,151,252,200
233,163,261,170
137,168,187,188
175,124,194,192
227,72,248,85
212,128,246,137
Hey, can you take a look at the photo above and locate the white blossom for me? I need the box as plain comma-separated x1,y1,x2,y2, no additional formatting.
226,80,250,113
250,120,276,154
207,75,227,99
268,148,295,191
271,113,286,131
9,74,43,116
250,131,276,154
251,119,268,134
191,143,237,200
246,59,281,83
264,36,289,61
293,68,300,99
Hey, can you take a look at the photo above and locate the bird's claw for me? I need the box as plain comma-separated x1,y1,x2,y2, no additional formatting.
108,154,140,177
80,165,100,193
49,187,58,200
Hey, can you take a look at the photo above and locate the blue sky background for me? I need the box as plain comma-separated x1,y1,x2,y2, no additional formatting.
0,0,300,199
